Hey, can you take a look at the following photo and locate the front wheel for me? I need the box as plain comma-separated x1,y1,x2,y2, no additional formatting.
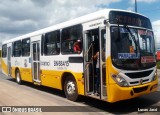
64,77,78,101
16,70,22,85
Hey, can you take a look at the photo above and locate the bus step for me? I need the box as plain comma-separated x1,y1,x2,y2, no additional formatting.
103,85,107,96
88,93,100,99
33,81,41,85
8,74,12,77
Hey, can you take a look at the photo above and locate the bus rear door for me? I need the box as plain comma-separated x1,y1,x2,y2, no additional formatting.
31,40,41,84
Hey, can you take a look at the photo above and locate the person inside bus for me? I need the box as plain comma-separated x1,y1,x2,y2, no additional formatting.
73,39,81,54
93,51,100,96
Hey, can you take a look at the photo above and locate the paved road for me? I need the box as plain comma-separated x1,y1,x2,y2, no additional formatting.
0,72,105,115
0,69,160,114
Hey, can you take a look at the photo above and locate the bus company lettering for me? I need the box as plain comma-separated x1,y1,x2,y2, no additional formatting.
41,61,50,66
54,60,69,67
89,22,102,27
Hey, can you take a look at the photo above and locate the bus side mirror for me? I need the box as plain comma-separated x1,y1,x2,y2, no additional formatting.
104,20,107,24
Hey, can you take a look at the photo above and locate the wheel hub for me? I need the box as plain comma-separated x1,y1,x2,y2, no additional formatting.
67,81,75,95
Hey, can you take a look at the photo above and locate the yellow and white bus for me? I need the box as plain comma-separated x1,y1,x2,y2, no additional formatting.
1,9,158,103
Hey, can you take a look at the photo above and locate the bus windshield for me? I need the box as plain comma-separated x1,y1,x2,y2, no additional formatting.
111,26,156,70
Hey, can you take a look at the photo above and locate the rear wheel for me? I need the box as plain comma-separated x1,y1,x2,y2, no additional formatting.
16,70,22,84
64,76,78,101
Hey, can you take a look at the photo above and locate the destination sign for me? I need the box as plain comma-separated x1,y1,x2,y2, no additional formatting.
109,11,152,29
118,53,140,59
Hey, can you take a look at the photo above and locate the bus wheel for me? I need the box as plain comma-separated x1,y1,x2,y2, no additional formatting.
16,70,22,84
64,77,78,101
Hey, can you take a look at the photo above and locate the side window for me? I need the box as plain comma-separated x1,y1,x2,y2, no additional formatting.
13,40,22,57
22,38,30,57
2,44,7,58
61,25,82,54
44,30,60,55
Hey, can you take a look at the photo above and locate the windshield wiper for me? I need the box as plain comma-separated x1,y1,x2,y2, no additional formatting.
124,25,141,67
124,25,139,54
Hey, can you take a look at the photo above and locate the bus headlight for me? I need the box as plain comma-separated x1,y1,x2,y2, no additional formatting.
112,74,129,87
152,72,157,81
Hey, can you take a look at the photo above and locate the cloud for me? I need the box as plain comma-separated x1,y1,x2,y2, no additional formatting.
0,0,121,44
130,0,159,4
31,0,52,7
152,20,160,49
152,20,160,38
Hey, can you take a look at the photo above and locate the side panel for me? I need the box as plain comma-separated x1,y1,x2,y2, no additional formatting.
20,38,32,82
1,58,8,75
40,55,84,95
20,58,32,82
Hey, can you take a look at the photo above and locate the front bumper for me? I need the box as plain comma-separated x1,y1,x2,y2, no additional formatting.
107,79,158,103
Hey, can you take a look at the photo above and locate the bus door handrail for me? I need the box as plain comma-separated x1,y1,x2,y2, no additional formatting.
84,43,94,72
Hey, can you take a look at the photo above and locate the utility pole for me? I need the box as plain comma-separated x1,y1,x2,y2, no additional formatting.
135,0,137,12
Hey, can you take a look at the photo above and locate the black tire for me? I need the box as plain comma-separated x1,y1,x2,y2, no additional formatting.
16,70,22,85
64,76,78,101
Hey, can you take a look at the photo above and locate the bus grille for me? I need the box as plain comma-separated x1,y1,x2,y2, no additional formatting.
125,70,153,79
133,86,148,93
130,79,149,85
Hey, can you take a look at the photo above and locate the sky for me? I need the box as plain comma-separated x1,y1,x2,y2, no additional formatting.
0,0,160,48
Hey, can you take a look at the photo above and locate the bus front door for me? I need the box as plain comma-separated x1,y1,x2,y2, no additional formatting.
7,46,12,76
84,31,95,96
84,28,107,100
31,41,41,83
99,27,107,100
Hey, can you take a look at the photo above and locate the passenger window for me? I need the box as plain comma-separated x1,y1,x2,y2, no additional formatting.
61,25,82,54
2,44,7,58
13,40,22,57
22,38,30,57
44,30,60,55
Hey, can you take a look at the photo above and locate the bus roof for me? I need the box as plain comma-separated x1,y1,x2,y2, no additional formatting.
2,8,147,44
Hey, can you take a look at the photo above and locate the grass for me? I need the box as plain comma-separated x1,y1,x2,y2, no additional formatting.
157,61,160,69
